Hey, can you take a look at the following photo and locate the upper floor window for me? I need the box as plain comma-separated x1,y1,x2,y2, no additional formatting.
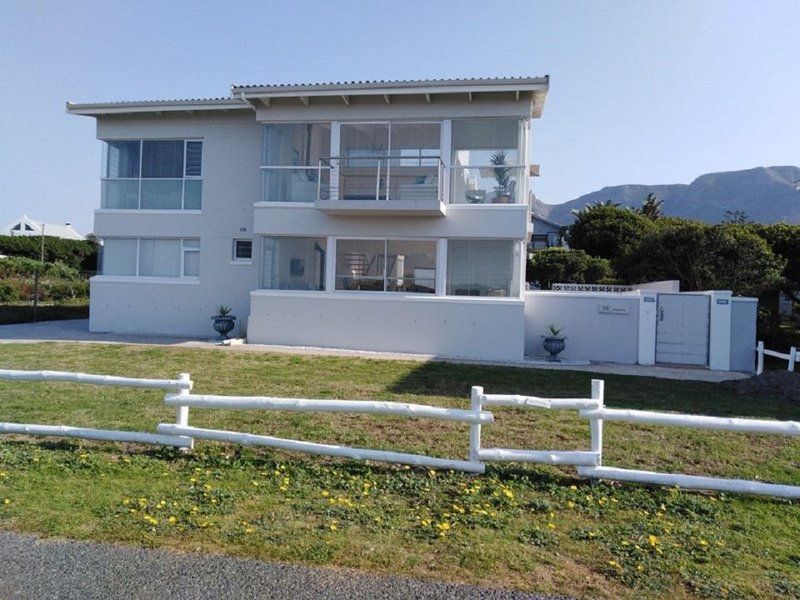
450,119,524,205
261,124,330,203
101,140,203,210
101,237,200,279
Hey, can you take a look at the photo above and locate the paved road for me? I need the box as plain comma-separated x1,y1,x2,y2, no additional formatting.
0,532,568,600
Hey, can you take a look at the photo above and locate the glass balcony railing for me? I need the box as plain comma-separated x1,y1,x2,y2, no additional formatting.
317,156,445,204
449,165,525,204
101,178,203,210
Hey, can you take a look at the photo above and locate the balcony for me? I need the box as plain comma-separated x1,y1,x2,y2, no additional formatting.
314,156,447,216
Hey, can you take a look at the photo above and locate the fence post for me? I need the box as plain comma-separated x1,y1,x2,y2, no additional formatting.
469,386,483,465
589,379,604,481
176,373,193,451
789,347,797,373
756,341,764,375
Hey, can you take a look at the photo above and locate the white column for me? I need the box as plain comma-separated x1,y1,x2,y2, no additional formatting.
440,120,452,204
330,122,340,201
637,292,657,365
590,379,604,470
708,290,732,371
436,238,447,295
325,237,336,292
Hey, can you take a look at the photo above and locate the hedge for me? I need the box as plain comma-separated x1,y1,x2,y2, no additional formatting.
0,235,97,271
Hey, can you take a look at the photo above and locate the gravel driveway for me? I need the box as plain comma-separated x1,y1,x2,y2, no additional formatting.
0,532,568,600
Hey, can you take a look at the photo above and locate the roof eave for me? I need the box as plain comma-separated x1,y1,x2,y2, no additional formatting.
66,100,252,117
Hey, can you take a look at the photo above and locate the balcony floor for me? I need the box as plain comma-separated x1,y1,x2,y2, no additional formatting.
314,198,446,216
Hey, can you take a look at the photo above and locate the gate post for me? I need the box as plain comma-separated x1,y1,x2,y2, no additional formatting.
589,379,604,482
176,373,193,451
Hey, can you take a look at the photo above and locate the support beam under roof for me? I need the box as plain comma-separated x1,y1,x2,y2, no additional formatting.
341,95,350,106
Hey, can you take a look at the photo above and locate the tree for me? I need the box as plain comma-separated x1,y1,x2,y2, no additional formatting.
527,248,613,290
749,223,800,305
567,204,656,264
619,221,784,296
639,193,664,220
723,209,750,224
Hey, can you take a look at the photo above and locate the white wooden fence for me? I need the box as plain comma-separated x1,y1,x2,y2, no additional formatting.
755,340,798,374
1,368,798,499
0,369,193,448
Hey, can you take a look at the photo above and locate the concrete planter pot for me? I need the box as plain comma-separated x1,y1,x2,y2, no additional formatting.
212,315,237,339
542,336,566,361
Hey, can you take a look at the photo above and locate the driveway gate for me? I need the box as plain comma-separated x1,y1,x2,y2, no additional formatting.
655,293,710,366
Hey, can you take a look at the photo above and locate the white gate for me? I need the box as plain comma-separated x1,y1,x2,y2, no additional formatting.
656,294,710,366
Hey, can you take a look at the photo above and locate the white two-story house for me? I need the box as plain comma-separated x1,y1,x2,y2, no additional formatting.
68,77,549,362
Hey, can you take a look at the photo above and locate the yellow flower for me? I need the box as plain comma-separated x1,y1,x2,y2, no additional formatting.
567,501,575,509
637,564,644,572
329,524,338,531
570,485,577,490
321,491,329,497
547,522,556,529
608,560,619,567
648,534,659,547
244,527,254,534
168,516,177,524
2,498,10,505
699,539,709,547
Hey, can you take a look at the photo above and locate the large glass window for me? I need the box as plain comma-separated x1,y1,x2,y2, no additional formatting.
101,140,203,210
261,124,330,202
450,119,523,205
100,238,200,279
101,238,138,276
261,236,326,290
335,239,436,293
337,122,441,202
446,239,521,297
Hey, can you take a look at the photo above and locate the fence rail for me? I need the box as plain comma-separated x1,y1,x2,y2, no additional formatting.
2,368,798,499
0,369,193,449
755,340,798,374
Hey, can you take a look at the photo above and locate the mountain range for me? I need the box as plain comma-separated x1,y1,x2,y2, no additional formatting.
535,166,800,225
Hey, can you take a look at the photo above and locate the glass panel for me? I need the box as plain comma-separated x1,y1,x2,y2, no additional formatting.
385,240,436,293
185,141,203,176
139,239,181,277
451,119,519,166
183,180,202,209
234,240,253,260
261,169,324,202
141,179,183,209
335,239,385,291
141,140,184,178
101,238,138,276
183,250,199,277
390,123,441,166
450,165,523,204
101,180,140,209
446,239,519,297
262,237,326,290
262,124,331,167
103,141,140,178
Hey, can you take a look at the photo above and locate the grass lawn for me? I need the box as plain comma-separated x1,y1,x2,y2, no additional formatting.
0,302,89,325
0,343,798,599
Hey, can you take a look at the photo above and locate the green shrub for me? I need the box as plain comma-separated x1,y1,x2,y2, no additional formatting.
0,235,98,271
0,256,81,280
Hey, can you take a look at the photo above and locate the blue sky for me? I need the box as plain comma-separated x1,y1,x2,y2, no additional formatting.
1,0,798,233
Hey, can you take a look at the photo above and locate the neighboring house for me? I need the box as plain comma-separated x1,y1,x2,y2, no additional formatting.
530,213,564,250
68,77,549,361
2,215,85,240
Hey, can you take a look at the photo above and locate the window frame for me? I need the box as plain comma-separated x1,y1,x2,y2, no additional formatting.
100,237,200,280
334,236,438,294
232,238,254,264
100,139,203,211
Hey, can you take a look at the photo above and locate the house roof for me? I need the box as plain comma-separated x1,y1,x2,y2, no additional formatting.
67,76,549,117
2,215,85,240
531,213,564,228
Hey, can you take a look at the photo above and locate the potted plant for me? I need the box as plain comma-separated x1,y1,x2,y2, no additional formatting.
541,324,566,361
211,305,237,340
490,150,511,203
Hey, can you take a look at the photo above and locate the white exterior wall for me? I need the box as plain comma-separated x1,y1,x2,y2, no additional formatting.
524,292,641,363
90,112,260,336
248,292,525,362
